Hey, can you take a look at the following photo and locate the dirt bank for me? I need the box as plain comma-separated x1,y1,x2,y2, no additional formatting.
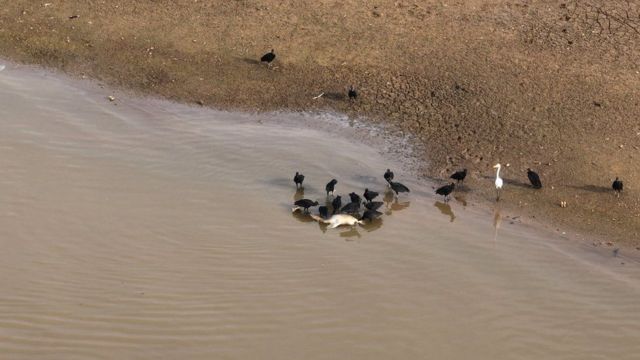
1,0,639,247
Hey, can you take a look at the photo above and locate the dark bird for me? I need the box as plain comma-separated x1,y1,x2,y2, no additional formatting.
349,192,362,204
384,169,394,183
364,201,384,211
331,195,342,215
260,49,276,66
326,179,338,196
612,177,623,197
293,172,305,189
361,209,383,222
388,181,410,195
293,199,319,213
348,85,358,100
363,188,379,203
527,168,542,189
318,206,329,219
340,201,361,214
450,169,467,184
435,183,455,202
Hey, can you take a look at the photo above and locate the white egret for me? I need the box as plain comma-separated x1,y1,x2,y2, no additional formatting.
493,163,504,201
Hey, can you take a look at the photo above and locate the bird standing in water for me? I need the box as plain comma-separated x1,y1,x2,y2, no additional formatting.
527,168,542,189
450,169,467,184
260,49,276,67
612,177,623,197
331,195,342,215
436,183,455,202
363,188,379,203
364,201,384,211
292,199,319,213
325,179,338,197
493,164,504,201
293,172,305,189
361,209,382,222
318,206,329,219
348,85,358,100
384,169,394,183
388,181,410,196
349,192,362,204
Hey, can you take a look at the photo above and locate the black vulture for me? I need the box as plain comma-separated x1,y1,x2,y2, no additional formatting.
527,168,542,189
450,169,467,184
348,85,358,100
361,209,383,222
349,192,362,204
260,49,276,66
318,206,329,219
612,177,623,197
364,201,384,211
388,181,410,195
340,201,361,214
331,195,342,215
293,199,319,213
325,179,338,196
384,169,394,183
293,171,304,188
363,188,379,203
435,183,455,202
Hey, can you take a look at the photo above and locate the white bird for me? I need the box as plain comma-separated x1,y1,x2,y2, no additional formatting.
310,214,364,228
493,163,504,201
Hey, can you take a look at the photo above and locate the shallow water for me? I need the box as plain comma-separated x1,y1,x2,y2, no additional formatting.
1,65,639,359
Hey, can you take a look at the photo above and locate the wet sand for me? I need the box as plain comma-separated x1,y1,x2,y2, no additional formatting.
1,65,640,359
0,1,638,247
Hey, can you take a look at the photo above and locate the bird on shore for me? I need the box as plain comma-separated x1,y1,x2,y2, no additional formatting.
384,169,394,183
612,177,623,197
260,49,276,66
450,169,467,184
493,163,504,201
318,206,329,219
436,183,455,202
349,192,362,205
388,181,410,196
340,201,361,215
292,199,319,213
527,168,542,189
348,85,358,100
363,188,379,203
331,195,342,215
364,201,384,211
310,213,364,228
293,171,305,189
325,179,338,197
361,209,383,222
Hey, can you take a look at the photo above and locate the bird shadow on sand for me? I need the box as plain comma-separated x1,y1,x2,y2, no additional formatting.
567,184,610,193
239,57,260,65
323,92,346,101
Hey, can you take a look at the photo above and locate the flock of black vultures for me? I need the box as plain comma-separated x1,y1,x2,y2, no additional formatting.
260,50,625,226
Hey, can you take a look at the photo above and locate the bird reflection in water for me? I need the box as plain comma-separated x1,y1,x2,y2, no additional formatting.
493,204,502,245
291,209,316,223
454,195,467,207
383,190,410,215
293,188,305,202
339,227,361,240
434,201,455,222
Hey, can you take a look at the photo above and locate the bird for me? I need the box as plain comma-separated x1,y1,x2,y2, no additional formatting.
293,172,305,188
493,163,504,201
364,201,384,211
260,49,276,66
527,168,542,189
292,199,319,213
363,188,379,203
384,169,394,183
435,182,455,202
310,213,364,228
388,181,410,195
340,201,360,214
325,179,338,196
450,169,467,184
612,177,623,197
361,209,382,222
349,192,362,204
348,85,358,100
331,195,342,215
318,206,329,219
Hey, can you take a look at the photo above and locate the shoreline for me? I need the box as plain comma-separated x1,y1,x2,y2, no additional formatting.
1,1,639,249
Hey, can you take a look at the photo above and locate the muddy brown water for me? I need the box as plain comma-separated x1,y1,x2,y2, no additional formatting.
1,65,639,359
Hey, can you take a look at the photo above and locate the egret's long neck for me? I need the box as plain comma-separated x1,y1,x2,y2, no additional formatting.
496,166,501,178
